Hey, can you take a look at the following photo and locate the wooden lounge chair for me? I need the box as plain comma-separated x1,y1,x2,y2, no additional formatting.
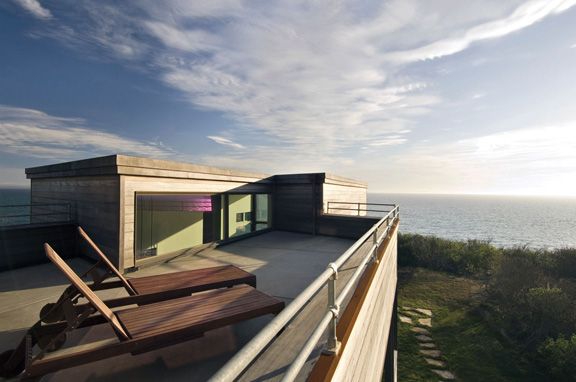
0,244,284,379
39,226,256,323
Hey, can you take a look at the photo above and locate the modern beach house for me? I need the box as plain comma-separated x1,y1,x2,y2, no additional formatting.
0,155,399,382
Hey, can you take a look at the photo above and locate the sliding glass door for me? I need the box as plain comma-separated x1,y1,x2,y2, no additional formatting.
135,192,271,262
135,194,218,261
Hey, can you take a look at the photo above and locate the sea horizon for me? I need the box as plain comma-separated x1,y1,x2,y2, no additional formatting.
1,188,574,250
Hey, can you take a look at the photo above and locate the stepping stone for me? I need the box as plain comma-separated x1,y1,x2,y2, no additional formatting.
415,335,433,342
416,308,433,317
419,342,436,348
401,306,415,311
431,369,455,380
411,327,430,335
403,310,421,318
399,315,413,324
418,318,432,327
420,349,442,358
424,358,445,367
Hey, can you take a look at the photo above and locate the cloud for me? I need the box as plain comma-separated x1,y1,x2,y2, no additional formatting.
379,123,576,195
12,0,52,19
385,0,576,62
12,0,576,188
207,135,245,149
0,105,174,159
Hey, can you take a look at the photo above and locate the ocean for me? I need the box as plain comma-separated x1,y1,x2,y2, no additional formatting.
0,188,31,226
0,189,574,249
369,193,576,249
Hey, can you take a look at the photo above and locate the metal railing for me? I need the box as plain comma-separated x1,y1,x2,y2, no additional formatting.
209,205,399,382
326,201,397,216
0,203,71,227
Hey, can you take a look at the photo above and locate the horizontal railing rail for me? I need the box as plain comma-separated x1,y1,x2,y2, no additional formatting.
210,205,399,382
0,203,71,227
326,202,396,217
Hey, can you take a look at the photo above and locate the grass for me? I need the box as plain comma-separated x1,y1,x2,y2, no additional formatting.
397,267,546,382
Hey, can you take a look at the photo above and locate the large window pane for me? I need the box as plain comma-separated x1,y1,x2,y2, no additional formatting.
255,194,270,231
135,194,213,260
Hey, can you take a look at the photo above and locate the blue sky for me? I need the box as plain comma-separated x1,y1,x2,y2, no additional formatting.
1,0,575,195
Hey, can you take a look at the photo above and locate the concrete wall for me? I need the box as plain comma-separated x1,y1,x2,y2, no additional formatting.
0,224,77,271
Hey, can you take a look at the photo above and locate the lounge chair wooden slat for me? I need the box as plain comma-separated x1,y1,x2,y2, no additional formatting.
78,226,257,300
128,265,256,296
78,227,136,295
117,285,284,339
44,244,130,340
14,245,285,378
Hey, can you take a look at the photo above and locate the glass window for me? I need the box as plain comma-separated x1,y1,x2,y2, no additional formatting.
255,194,270,231
135,194,214,261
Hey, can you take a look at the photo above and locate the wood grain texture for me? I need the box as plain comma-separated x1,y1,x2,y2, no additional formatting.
31,176,121,265
128,265,256,295
44,243,129,339
330,226,398,382
117,285,283,339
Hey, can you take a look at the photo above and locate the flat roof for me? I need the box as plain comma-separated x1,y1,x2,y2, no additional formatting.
24,155,367,187
25,155,272,182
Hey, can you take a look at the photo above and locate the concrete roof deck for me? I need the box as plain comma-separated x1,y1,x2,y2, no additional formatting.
0,231,364,381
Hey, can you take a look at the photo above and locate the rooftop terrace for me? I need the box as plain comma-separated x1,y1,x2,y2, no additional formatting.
1,231,358,381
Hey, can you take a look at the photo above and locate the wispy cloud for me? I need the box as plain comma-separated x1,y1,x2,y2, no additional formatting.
207,136,245,149
385,0,576,62
13,0,576,181
12,0,52,20
0,105,174,159
379,123,576,194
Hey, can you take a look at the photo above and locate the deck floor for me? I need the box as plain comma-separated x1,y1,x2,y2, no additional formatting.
0,231,362,381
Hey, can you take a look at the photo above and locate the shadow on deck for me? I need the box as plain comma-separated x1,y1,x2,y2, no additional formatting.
0,231,355,381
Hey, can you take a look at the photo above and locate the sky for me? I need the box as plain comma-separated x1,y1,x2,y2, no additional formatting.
1,0,576,195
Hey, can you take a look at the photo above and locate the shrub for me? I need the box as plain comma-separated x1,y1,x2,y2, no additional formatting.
538,334,576,381
397,233,499,276
489,246,548,301
549,248,576,280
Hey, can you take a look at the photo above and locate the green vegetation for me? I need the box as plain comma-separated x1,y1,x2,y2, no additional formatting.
397,233,576,381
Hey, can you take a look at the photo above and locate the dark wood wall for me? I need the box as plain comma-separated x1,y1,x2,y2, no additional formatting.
0,223,77,271
316,215,380,239
31,176,121,264
272,174,322,234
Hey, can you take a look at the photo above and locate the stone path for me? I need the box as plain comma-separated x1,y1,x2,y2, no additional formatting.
400,306,457,380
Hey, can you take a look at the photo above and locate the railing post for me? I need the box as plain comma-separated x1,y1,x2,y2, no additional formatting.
372,229,380,264
323,263,340,356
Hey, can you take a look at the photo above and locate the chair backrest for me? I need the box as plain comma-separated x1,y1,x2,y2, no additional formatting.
78,226,137,295
44,243,130,340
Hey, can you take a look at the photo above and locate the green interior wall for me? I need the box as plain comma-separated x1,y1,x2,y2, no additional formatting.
228,194,252,238
137,209,203,257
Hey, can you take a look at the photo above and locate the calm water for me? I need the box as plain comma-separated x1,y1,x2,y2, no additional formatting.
0,188,30,205
369,193,576,249
0,188,31,225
